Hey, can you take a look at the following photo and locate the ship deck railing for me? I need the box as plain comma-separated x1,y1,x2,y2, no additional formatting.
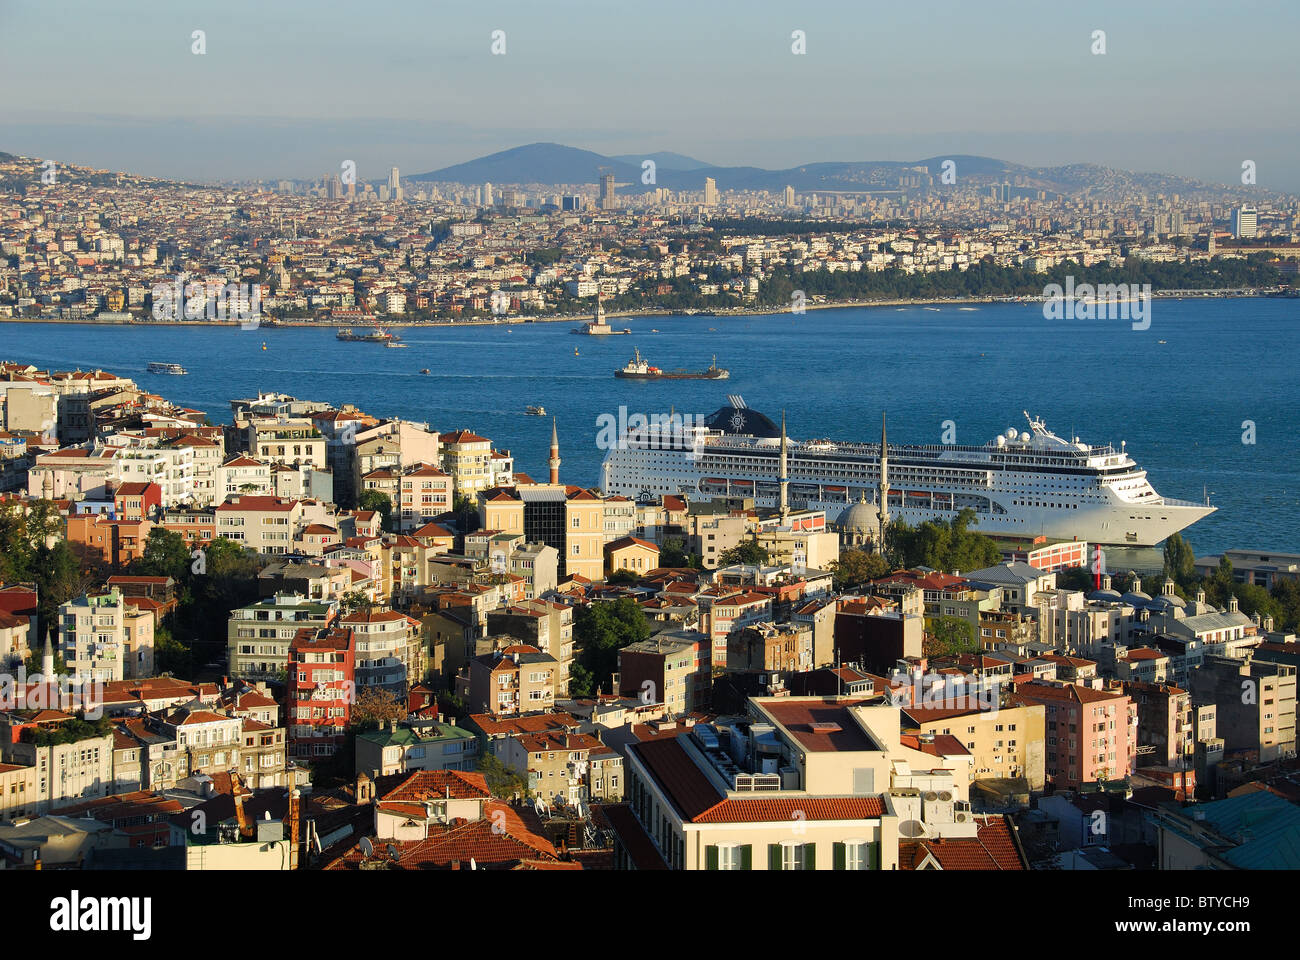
689,435,1119,461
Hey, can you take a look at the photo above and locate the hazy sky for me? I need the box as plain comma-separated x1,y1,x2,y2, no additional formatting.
3,0,1298,190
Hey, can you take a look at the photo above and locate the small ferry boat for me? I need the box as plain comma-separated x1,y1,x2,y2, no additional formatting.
525,405,546,416
147,362,187,375
615,348,729,380
385,341,408,349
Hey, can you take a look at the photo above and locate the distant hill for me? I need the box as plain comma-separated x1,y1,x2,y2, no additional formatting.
610,152,716,171
408,143,1228,198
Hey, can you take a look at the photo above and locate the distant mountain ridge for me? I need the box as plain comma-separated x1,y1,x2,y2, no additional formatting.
408,142,1235,198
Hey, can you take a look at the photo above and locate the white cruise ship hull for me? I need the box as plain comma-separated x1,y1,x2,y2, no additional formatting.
600,409,1215,547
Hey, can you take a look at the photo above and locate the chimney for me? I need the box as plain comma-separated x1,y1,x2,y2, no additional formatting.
234,791,253,839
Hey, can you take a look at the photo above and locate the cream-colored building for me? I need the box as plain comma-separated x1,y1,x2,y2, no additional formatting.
440,429,495,496
620,698,976,870
58,589,155,682
248,418,327,470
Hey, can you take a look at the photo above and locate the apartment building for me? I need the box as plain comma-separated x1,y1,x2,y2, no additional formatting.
726,621,814,676
215,495,327,555
466,645,559,717
499,730,623,804
339,606,424,695
248,418,327,470
1031,588,1133,657
1188,655,1297,763
58,589,155,682
439,429,494,495
1015,680,1137,789
1,729,115,814
699,589,773,669
617,632,710,715
1124,681,1195,770
216,455,272,498
287,626,356,761
228,593,336,682
355,718,479,776
397,463,452,532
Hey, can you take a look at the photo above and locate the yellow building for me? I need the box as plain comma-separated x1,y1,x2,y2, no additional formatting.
901,700,1046,791
440,430,494,496
605,536,660,576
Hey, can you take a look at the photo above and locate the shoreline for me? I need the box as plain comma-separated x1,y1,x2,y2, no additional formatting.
0,289,1282,328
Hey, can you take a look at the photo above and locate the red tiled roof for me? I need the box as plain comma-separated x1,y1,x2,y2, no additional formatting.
898,814,1026,870
378,770,492,804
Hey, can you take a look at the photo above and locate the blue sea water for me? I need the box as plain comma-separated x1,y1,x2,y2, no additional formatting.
6,297,1297,555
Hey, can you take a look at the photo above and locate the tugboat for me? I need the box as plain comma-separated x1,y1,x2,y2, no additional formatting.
337,325,399,343
572,293,630,335
614,348,729,380
525,405,546,416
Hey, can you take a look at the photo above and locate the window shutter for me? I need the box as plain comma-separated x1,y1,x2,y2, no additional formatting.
706,845,718,870
769,844,781,871
804,843,816,871
868,841,880,870
833,842,845,870
740,844,752,870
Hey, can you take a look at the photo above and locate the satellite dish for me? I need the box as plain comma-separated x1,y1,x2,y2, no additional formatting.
387,843,400,862
470,857,477,871
899,820,926,838
359,836,374,858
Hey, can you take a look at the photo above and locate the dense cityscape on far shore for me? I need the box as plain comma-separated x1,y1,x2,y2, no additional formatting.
0,146,1296,329
0,347,1295,875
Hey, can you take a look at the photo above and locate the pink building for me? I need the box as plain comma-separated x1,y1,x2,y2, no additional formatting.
1015,680,1137,789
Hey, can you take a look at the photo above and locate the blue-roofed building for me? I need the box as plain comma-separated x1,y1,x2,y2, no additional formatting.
1154,790,1300,869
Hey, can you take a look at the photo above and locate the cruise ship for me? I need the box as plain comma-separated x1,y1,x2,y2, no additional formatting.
600,398,1215,546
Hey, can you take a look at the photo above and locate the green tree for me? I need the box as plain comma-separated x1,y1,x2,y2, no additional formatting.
923,616,977,657
573,598,650,696
828,548,890,590
887,509,1001,572
477,751,530,799
659,537,692,568
717,540,769,567
135,528,193,582
340,590,372,613
1162,533,1197,586
33,541,94,644
568,662,596,699
153,624,191,676
606,569,641,585
357,490,395,532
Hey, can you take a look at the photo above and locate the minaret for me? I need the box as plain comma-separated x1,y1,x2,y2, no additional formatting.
41,637,54,678
548,418,561,485
778,410,789,521
876,412,890,548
